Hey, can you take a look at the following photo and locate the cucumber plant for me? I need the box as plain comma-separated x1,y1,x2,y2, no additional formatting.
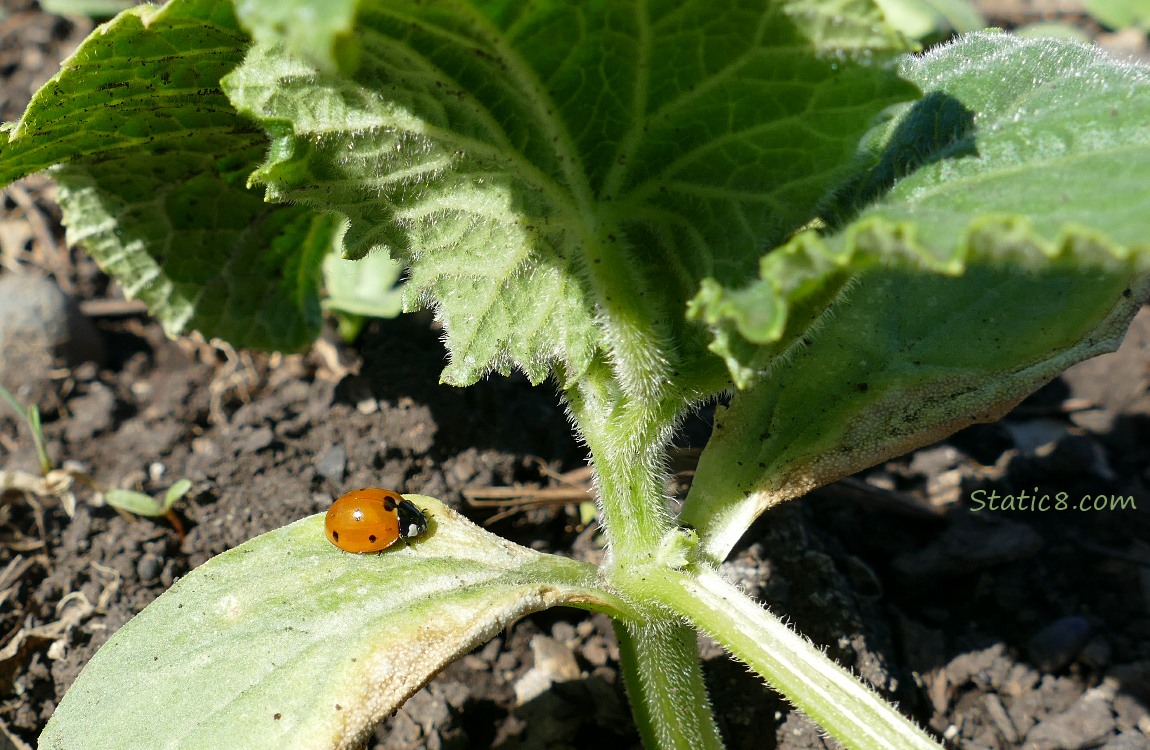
3,1,1148,748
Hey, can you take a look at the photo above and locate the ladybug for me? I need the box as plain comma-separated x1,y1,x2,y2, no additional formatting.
324,488,428,553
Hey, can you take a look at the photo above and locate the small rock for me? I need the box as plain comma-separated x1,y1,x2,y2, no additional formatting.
1097,28,1148,61
582,637,610,667
1023,689,1115,750
64,382,115,443
514,635,582,706
136,554,163,583
1114,691,1148,733
315,444,347,483
984,693,1021,745
0,273,104,402
1102,731,1150,750
551,621,577,646
1081,636,1112,670
1028,616,1093,673
242,427,275,453
894,517,1043,578
1003,419,1069,457
1063,308,1150,449
947,643,1013,692
908,445,967,477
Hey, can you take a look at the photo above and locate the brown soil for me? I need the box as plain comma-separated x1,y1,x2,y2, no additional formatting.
2,2,1149,749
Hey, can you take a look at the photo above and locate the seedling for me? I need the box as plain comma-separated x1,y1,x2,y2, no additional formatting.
1,385,191,528
2,1,1147,749
0,384,52,475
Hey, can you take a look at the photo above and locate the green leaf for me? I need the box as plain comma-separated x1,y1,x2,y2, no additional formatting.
1084,0,1150,30
680,34,1150,561
105,478,193,516
103,489,164,516
322,247,405,320
0,0,334,351
233,0,360,72
38,0,136,18
873,0,985,41
0,385,52,474
40,496,630,750
224,0,915,388
164,478,194,508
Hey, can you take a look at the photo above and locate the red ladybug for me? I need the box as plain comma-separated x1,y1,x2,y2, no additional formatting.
324,488,428,553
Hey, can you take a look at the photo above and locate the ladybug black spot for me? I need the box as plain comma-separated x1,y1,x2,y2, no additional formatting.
383,496,398,511
332,531,340,542
368,535,377,543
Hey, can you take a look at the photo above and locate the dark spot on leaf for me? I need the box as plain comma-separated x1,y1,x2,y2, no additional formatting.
1123,288,1132,297
857,382,869,392
274,713,282,720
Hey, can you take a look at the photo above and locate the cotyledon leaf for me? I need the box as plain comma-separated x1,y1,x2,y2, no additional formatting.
224,0,916,389
680,34,1150,562
685,220,1150,562
39,496,630,750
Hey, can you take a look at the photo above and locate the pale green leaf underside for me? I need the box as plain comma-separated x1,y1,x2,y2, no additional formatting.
681,34,1150,561
0,0,333,350
231,0,359,71
40,496,625,750
225,0,914,386
322,246,405,319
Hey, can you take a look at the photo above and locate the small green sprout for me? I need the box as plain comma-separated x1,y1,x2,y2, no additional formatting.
1,385,191,529
0,383,53,475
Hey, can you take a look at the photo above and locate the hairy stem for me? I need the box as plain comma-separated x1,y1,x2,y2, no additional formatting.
566,359,681,567
645,566,943,750
614,619,725,750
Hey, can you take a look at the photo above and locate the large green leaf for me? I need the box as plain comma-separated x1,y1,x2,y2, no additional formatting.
225,0,915,388
680,33,1150,561
0,0,333,350
40,496,628,750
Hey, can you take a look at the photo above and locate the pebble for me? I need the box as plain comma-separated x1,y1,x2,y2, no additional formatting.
136,553,163,583
241,427,275,453
64,381,115,443
0,273,103,401
513,635,581,706
893,517,1043,578
1102,731,1150,750
1023,687,1115,750
315,444,347,483
1027,616,1092,673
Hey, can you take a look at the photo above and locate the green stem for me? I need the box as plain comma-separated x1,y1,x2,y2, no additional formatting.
614,619,725,750
566,359,680,567
645,567,943,750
